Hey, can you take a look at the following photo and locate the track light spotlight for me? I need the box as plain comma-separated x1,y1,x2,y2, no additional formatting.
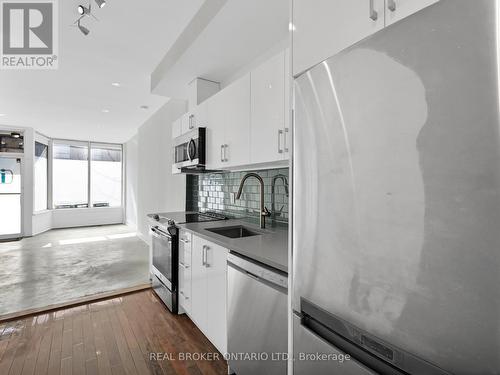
77,5,90,15
77,20,90,36
94,0,106,8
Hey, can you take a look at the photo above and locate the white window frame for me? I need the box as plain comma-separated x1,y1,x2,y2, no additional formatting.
33,132,50,213
89,142,124,209
51,138,124,211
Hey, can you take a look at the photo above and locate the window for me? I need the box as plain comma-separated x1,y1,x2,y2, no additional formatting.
91,144,122,207
51,140,123,209
53,141,89,209
34,141,48,211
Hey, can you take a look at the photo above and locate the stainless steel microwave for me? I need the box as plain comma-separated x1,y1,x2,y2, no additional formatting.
173,127,206,172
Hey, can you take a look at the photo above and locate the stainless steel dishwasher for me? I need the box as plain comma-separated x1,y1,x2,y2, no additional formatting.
227,252,288,375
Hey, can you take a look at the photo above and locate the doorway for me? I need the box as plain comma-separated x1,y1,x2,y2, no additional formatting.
0,156,22,240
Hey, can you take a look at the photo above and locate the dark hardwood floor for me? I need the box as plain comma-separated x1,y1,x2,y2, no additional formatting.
0,290,228,375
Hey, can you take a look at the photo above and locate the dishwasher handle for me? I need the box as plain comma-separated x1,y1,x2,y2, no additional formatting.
227,252,288,290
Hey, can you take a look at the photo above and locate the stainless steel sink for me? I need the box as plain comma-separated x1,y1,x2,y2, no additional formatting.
206,225,261,239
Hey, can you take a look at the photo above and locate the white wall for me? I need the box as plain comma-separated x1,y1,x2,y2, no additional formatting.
125,135,138,229
23,128,34,236
32,211,52,236
126,99,187,243
51,207,123,228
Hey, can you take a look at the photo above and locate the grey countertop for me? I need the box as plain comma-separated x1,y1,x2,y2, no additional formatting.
177,219,289,273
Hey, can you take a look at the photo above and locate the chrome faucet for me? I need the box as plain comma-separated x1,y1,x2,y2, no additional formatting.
236,172,270,229
271,174,289,219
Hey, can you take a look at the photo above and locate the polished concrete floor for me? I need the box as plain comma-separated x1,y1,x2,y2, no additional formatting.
0,225,150,318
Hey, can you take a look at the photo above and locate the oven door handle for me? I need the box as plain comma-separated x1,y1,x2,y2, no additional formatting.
151,227,172,241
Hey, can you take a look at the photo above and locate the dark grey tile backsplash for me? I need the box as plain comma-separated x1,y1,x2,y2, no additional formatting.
186,168,289,223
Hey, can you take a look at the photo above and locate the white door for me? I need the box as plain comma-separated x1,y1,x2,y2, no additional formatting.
223,74,251,168
250,51,286,164
0,157,22,240
384,0,439,25
190,235,208,331
205,242,228,354
292,0,385,76
205,91,225,170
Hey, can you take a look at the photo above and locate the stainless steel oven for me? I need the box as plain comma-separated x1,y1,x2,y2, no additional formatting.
173,127,206,171
151,224,178,313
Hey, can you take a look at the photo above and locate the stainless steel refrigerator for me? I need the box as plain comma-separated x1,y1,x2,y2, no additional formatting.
293,1,500,374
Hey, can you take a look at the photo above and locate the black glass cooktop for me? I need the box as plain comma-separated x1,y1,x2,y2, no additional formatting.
151,211,227,225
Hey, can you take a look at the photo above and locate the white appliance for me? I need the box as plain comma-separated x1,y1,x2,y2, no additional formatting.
293,1,499,374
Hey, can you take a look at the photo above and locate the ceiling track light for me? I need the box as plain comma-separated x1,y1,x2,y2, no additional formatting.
77,5,90,15
77,20,90,36
73,1,106,35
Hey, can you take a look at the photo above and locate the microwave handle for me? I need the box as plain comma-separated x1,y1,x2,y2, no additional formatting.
188,139,196,161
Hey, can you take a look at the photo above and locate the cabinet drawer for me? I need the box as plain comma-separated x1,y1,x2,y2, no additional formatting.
179,261,192,313
179,230,192,253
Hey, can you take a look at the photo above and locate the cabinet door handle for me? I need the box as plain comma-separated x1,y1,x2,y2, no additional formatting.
189,114,195,129
202,245,209,266
369,0,378,20
284,128,289,153
220,145,224,162
278,129,284,154
224,144,228,162
205,246,210,268
388,0,396,12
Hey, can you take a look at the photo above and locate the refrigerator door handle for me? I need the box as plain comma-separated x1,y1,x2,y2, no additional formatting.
369,0,378,21
278,129,284,153
388,0,396,12
299,299,450,375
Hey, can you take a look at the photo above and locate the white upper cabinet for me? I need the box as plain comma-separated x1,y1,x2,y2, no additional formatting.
205,90,225,170
223,74,251,168
173,51,291,171
205,74,251,169
292,0,440,76
292,0,385,76
384,0,439,26
192,100,208,129
172,117,182,139
181,112,191,134
250,51,286,164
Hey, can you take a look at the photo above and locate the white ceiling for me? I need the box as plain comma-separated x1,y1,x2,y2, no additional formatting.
151,0,289,99
0,0,204,143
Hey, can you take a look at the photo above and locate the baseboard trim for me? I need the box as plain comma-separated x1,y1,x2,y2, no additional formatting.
0,283,151,323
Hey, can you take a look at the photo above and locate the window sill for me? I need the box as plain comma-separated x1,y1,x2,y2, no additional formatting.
33,209,52,216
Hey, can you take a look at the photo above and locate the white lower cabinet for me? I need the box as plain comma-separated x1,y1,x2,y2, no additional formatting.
178,230,192,314
189,234,228,354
